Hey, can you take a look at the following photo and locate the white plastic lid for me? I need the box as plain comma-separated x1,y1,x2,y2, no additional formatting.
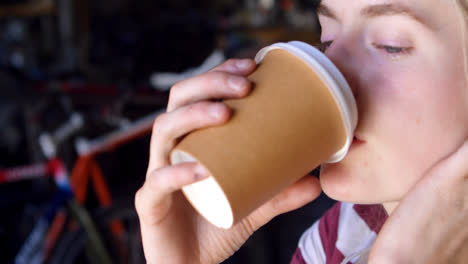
254,41,358,163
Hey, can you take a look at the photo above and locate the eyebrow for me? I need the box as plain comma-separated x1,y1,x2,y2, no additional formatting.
317,3,429,28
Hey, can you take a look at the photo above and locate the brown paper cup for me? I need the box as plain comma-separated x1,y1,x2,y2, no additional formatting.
170,41,358,229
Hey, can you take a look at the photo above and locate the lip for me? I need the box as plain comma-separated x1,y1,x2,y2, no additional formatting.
350,136,365,149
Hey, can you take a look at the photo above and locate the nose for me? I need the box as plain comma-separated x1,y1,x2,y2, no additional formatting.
323,38,360,97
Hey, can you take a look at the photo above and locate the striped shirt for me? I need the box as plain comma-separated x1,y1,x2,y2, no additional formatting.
290,202,388,264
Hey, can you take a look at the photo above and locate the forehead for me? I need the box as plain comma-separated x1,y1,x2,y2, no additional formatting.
319,0,461,30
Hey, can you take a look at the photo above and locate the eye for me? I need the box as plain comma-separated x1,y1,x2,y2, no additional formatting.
374,44,412,55
318,41,333,52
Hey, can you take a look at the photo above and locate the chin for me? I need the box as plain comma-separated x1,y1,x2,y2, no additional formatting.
319,162,357,202
319,149,385,205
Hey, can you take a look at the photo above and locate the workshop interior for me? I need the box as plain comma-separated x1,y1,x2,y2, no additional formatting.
0,0,338,263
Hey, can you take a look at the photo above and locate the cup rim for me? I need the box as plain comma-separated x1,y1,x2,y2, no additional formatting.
254,41,358,163
171,149,235,229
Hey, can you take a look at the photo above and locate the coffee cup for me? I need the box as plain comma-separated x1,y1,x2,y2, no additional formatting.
170,41,358,229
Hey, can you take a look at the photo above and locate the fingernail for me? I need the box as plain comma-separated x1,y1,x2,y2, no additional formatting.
194,164,209,180
236,59,252,69
228,76,245,91
209,103,224,119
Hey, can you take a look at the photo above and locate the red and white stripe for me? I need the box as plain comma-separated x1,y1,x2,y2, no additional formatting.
292,202,387,264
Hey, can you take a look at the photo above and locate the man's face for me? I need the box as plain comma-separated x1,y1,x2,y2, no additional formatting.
318,0,468,205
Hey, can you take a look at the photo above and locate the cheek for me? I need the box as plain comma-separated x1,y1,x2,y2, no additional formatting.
354,63,419,138
363,52,466,158
382,60,467,159
371,65,461,175
321,60,468,203
375,74,434,175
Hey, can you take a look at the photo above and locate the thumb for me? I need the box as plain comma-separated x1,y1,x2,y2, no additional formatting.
246,175,322,230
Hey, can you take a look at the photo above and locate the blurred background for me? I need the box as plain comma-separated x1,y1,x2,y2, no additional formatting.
0,0,338,263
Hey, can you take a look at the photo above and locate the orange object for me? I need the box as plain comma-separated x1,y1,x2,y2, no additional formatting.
69,156,125,238
70,156,91,204
43,210,67,262
46,111,161,258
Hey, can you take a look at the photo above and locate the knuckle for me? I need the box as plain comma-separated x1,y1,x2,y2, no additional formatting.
152,114,169,135
152,114,163,129
151,116,176,148
168,79,189,103
169,80,182,97
168,86,178,102
134,188,145,215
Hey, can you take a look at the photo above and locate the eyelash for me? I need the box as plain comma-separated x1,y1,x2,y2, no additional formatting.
318,41,333,52
318,41,412,57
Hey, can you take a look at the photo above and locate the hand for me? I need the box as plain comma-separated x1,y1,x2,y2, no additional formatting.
135,58,322,264
369,139,468,264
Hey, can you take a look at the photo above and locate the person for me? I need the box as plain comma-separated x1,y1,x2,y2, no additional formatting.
134,0,468,263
